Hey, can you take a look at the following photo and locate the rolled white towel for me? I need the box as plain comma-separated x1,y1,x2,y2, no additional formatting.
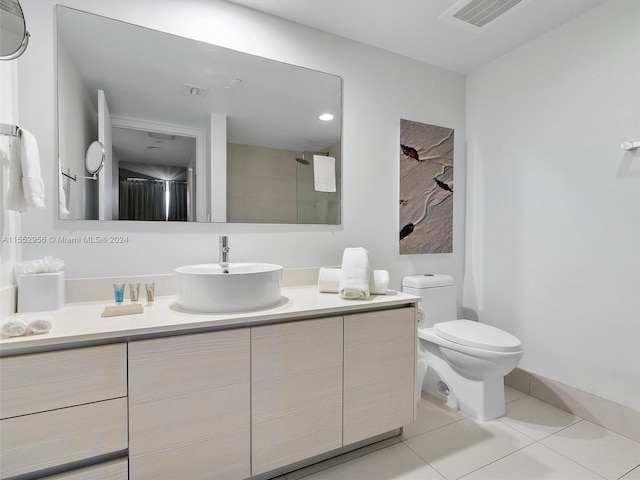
338,247,370,299
318,267,341,293
318,267,389,295
371,269,389,294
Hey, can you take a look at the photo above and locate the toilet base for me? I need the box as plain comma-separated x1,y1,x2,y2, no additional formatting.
422,344,507,420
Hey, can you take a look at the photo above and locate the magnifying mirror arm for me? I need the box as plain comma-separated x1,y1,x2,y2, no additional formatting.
61,172,98,182
79,174,98,181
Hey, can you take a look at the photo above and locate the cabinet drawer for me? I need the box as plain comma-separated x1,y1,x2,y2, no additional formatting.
45,458,128,479
0,344,127,419
0,398,128,479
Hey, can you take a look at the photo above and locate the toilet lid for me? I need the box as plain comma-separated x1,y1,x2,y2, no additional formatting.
434,320,522,353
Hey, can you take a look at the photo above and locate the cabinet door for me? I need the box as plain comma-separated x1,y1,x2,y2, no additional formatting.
343,308,416,444
128,329,250,480
251,317,343,476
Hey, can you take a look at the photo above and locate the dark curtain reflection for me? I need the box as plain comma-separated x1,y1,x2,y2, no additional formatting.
168,181,187,221
119,178,187,221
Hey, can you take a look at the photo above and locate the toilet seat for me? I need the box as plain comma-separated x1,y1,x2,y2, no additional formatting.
433,320,521,353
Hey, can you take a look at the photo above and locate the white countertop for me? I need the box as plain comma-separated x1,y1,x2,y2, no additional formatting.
0,286,419,355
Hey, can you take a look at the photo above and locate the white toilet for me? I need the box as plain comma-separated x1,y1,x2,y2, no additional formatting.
402,274,523,420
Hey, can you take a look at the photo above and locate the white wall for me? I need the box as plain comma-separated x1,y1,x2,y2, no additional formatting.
465,0,640,411
1,61,22,290
16,0,466,293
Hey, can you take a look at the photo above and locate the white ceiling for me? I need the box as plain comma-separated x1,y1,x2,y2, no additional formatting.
227,0,609,74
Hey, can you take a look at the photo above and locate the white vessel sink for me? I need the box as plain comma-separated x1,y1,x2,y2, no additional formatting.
175,263,283,313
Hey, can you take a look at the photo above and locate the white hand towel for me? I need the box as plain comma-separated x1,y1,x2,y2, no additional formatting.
314,155,336,192
5,135,27,212
319,267,389,295
20,128,45,210
338,247,370,299
58,159,70,218
318,267,341,293
5,128,44,212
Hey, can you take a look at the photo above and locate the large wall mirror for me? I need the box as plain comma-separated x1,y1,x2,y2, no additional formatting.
56,6,342,224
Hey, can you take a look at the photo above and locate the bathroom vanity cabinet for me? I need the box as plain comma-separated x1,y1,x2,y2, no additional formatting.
128,329,251,479
0,287,418,479
343,309,416,445
251,317,344,475
0,344,128,479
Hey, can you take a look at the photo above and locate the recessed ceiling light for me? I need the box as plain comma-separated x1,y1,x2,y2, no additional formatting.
181,83,208,97
319,113,334,121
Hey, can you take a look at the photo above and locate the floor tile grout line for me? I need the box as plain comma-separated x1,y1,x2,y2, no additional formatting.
618,463,640,480
400,413,471,442
497,414,585,443
455,443,536,480
400,437,449,479
532,441,609,480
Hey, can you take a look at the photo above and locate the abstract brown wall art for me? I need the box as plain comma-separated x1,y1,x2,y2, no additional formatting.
399,119,454,254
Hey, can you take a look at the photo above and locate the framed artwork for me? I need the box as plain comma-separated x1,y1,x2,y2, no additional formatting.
399,119,454,254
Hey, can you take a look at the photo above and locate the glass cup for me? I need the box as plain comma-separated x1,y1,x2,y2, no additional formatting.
129,283,140,302
145,282,155,303
113,283,125,304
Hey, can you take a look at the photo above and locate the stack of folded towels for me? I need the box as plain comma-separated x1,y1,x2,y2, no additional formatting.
318,247,389,299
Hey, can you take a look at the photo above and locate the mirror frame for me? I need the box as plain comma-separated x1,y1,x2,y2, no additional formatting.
0,0,30,60
85,140,105,175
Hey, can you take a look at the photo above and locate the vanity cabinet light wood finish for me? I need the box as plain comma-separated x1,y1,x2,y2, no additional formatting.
128,329,251,480
343,308,416,444
0,343,127,419
0,344,128,479
251,317,344,476
0,398,128,479
45,458,128,479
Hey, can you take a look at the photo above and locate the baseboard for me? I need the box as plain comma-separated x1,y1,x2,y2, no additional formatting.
505,368,640,443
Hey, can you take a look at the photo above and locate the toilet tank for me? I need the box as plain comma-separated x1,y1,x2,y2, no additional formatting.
402,274,457,328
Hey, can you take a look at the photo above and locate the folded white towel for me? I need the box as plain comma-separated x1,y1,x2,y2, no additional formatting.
58,160,70,218
4,128,44,212
319,267,389,295
20,129,45,210
338,247,370,299
314,155,336,192
5,135,27,212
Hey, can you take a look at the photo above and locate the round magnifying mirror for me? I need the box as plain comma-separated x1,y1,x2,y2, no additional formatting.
0,0,30,60
85,141,105,175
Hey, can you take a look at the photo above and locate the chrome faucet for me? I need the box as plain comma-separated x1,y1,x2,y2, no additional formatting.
219,236,230,272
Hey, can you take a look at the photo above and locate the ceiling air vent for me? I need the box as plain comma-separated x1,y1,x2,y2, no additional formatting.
440,0,528,31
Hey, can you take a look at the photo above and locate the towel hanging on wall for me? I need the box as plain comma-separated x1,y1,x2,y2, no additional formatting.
5,128,45,212
313,155,336,192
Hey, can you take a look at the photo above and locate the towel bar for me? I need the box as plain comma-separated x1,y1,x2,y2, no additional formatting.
0,123,19,137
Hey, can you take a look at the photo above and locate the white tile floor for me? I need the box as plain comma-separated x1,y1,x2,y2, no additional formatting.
277,387,640,480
